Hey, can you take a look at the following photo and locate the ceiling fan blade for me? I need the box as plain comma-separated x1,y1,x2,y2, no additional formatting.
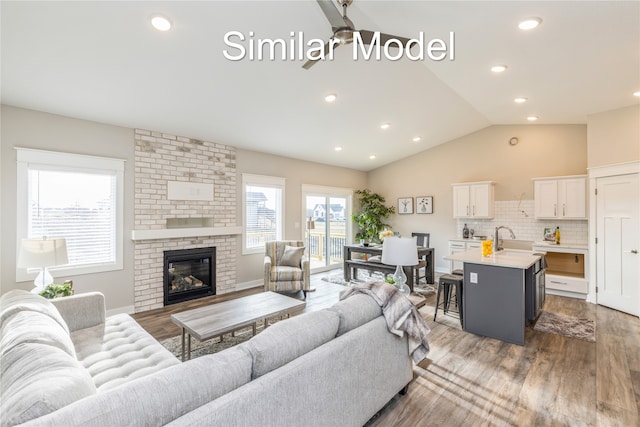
302,40,338,70
316,0,349,32
358,29,412,47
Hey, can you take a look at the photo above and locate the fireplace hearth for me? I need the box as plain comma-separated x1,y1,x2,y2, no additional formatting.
163,247,216,305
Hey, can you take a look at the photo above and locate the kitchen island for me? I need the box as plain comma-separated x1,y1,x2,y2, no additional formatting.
444,249,545,345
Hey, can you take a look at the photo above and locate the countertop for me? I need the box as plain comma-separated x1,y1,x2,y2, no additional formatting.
444,248,542,269
532,241,589,251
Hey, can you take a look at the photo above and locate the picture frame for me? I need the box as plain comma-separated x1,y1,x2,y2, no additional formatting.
544,228,556,242
416,196,433,214
397,197,414,214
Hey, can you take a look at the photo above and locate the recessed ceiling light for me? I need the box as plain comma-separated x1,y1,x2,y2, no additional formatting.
514,97,528,104
369,155,377,160
151,15,172,31
412,136,422,142
491,65,508,73
380,123,390,130
634,91,640,97
519,18,542,30
324,93,337,103
334,145,343,151
527,116,539,122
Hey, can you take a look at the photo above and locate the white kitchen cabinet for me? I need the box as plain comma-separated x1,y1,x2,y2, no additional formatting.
452,181,494,219
533,176,587,219
449,240,482,272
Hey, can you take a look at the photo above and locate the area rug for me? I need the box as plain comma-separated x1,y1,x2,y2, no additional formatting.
321,270,436,294
160,319,279,360
533,311,596,343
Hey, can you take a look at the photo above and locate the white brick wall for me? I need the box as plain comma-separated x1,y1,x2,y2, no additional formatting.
133,129,237,312
456,200,589,244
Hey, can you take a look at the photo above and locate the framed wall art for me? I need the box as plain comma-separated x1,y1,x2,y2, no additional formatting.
416,196,433,214
397,197,413,214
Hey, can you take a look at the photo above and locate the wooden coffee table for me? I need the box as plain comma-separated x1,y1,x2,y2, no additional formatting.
171,291,306,361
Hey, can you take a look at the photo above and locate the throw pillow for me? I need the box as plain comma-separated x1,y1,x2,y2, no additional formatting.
280,245,305,268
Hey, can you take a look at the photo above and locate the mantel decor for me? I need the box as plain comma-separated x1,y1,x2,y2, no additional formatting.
416,196,433,214
397,197,413,215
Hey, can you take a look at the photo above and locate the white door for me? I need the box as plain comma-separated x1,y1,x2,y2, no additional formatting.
596,173,639,315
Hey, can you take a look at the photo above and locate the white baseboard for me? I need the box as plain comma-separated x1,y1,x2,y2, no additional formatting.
235,280,262,291
107,305,135,316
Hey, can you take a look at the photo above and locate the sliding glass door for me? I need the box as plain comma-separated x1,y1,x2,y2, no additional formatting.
302,186,352,273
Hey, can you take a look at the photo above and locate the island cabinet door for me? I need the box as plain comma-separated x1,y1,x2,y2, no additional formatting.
463,263,526,346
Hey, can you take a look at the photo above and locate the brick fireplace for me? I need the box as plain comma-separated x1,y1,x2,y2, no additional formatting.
132,129,238,312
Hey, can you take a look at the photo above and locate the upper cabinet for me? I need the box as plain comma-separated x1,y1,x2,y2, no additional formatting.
533,175,587,220
452,181,495,218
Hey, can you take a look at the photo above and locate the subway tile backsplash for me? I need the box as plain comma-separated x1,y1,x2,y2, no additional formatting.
456,200,588,244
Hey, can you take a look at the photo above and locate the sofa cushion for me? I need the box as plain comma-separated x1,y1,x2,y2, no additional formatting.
279,245,305,267
327,293,382,336
71,313,180,391
0,342,96,426
27,346,254,427
245,309,339,379
0,289,69,334
0,310,76,358
270,266,304,281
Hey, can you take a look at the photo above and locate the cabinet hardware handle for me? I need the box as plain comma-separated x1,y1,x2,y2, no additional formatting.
473,205,476,216
554,204,557,216
563,204,566,216
467,206,469,216
550,280,567,285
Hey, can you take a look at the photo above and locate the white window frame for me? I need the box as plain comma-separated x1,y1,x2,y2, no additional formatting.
242,173,285,255
15,148,124,282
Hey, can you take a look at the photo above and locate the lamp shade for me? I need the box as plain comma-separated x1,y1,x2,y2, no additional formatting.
381,236,419,266
17,238,69,269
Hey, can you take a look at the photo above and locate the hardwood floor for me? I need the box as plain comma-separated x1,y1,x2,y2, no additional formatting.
133,271,640,426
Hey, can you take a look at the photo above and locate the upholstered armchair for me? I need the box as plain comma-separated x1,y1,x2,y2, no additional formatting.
264,240,311,298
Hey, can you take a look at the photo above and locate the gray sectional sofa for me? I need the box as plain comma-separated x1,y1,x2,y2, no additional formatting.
0,289,414,426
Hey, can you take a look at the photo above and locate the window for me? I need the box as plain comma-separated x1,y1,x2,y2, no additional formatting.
242,174,285,254
16,148,124,281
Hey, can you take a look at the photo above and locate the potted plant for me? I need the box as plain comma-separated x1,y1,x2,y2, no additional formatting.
351,189,396,243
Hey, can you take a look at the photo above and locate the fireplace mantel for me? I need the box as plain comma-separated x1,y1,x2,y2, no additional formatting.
131,226,242,241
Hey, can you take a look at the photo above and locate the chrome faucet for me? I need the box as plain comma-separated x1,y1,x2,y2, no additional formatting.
494,226,516,252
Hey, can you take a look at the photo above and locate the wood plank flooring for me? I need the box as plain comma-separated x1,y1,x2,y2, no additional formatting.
132,271,640,426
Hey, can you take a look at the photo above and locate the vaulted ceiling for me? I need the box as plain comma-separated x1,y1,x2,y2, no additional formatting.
2,1,639,170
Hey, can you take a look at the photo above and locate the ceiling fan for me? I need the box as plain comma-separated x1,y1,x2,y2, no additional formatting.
303,0,411,69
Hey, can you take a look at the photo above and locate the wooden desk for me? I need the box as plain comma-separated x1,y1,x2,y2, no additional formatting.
343,244,435,291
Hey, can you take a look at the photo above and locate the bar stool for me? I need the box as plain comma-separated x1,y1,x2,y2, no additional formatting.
433,274,464,326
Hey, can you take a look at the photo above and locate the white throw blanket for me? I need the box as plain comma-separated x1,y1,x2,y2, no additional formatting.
340,282,431,363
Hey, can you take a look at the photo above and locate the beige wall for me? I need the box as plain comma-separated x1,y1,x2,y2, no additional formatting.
587,104,640,168
367,124,588,272
0,105,367,306
235,149,367,284
1,105,135,311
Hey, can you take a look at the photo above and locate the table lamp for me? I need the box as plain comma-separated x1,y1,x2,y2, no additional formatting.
17,237,69,293
381,236,418,295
